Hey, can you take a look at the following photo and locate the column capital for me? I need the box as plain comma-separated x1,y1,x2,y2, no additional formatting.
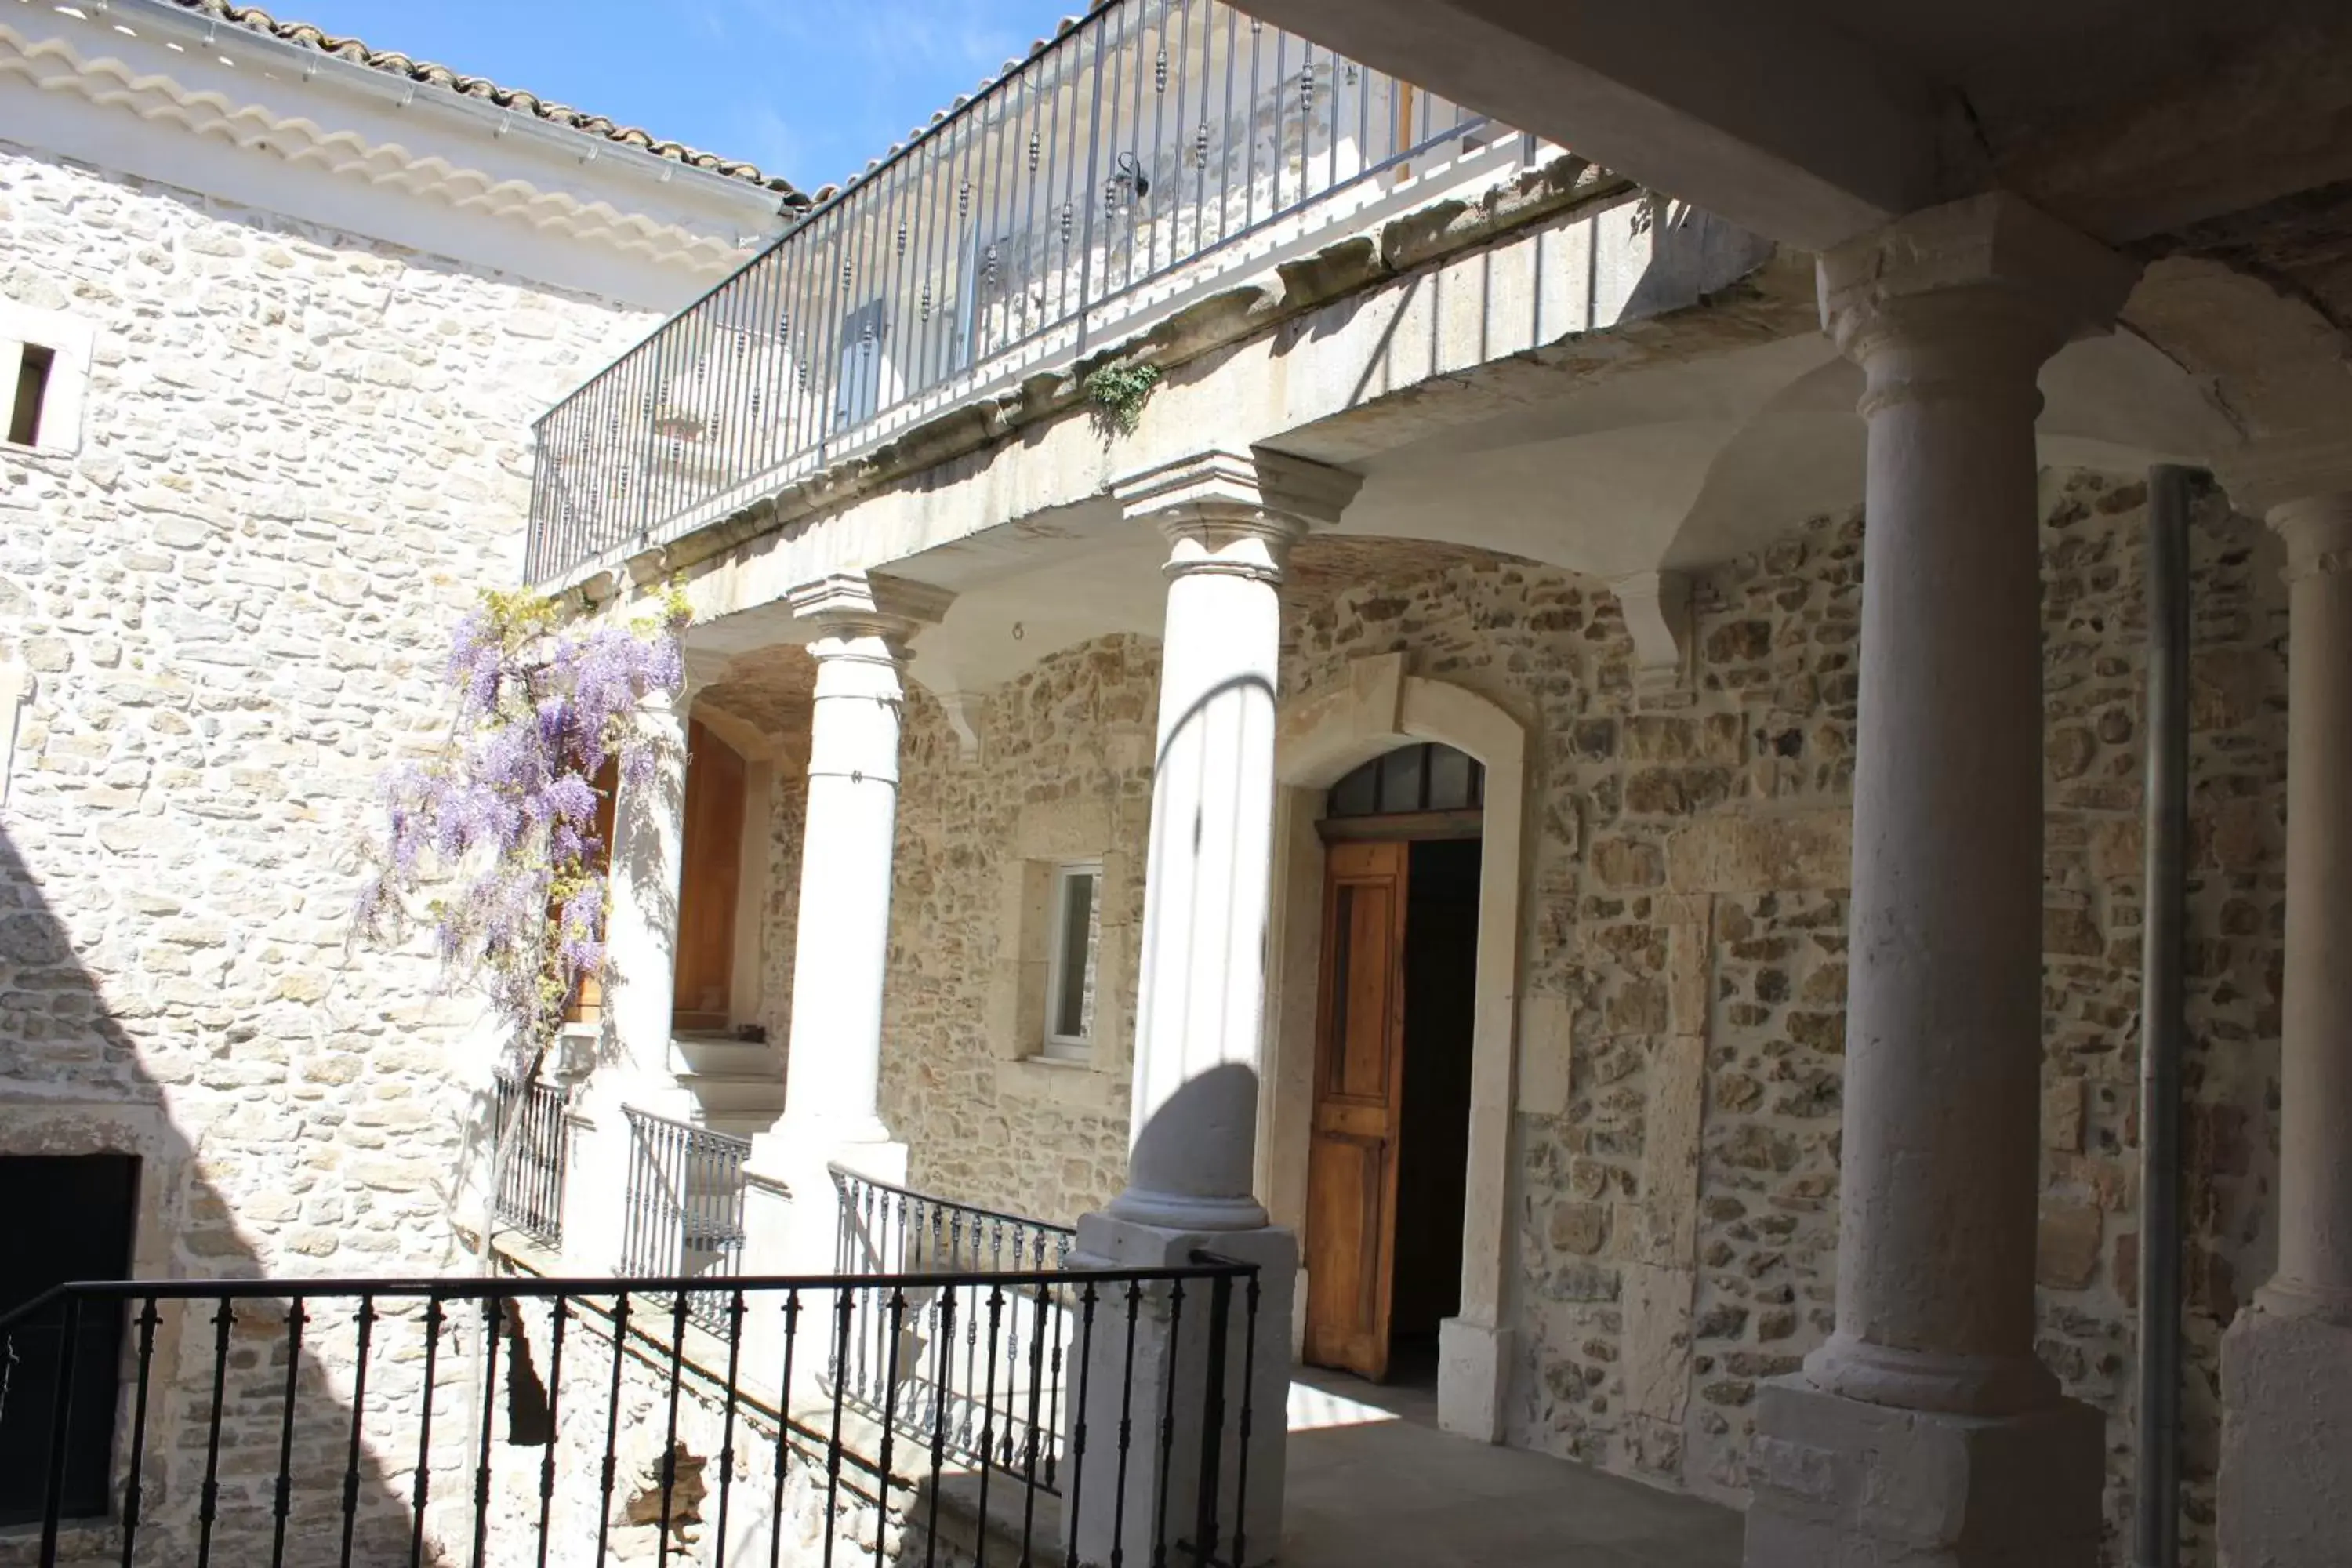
2272,496,2352,583
679,648,732,699
2216,437,2352,568
1817,192,2140,379
786,571,955,648
1113,447,1362,581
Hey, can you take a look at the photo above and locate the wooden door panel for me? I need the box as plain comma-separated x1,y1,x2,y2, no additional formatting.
1326,878,1401,1104
673,720,746,1032
1304,1133,1389,1372
1301,838,1409,1382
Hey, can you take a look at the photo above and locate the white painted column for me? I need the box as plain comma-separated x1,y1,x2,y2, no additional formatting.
1068,448,1357,1568
564,668,707,1273
1105,448,1361,1230
601,678,700,1082
2219,478,2352,1568
739,575,949,1388
774,573,951,1146
1745,194,2136,1568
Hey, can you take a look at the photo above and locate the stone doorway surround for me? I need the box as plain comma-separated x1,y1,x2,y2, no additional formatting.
1262,652,1527,1442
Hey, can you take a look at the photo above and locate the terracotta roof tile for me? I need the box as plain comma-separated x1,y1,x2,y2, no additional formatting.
163,0,805,201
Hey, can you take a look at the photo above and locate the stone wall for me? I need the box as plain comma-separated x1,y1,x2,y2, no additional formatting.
0,141,657,1555
865,468,2286,1563
877,640,1160,1225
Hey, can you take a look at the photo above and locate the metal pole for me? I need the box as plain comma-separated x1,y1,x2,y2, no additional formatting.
2134,463,2195,1568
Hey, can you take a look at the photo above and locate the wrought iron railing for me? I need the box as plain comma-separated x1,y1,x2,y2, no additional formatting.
0,1261,1259,1568
525,0,1504,583
490,1074,568,1247
830,1167,1080,1492
620,1106,749,1331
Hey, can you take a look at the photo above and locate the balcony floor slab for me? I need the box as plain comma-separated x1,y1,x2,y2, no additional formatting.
1283,1367,1744,1567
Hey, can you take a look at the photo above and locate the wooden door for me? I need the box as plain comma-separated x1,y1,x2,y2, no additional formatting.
672,720,746,1032
1303,840,1410,1381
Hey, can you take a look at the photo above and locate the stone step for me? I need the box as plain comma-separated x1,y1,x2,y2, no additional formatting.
700,1111,775,1140
672,1034,782,1080
678,1073,786,1118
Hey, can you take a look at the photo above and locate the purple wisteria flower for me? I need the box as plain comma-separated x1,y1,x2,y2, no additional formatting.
354,588,688,1049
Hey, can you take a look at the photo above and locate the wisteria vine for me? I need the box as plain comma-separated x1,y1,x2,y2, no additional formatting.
354,586,689,1058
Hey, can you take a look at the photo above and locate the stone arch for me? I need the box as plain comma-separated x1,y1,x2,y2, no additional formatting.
1261,652,1526,1442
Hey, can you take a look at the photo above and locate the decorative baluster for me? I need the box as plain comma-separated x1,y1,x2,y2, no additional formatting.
469,1297,502,1568
193,1298,234,1568
336,1298,375,1568
118,1295,160,1568
409,1297,445,1568
535,1300,568,1568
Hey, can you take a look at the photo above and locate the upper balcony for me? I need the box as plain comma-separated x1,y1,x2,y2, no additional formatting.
523,0,1519,587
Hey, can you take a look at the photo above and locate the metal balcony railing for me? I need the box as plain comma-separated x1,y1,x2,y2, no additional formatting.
830,1166,1079,1491
524,0,1501,584
490,1074,568,1248
0,1261,1260,1568
619,1106,750,1331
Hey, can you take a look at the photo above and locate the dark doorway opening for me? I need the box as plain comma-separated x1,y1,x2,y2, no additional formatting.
1302,742,1482,1391
1388,837,1479,1389
0,1153,140,1525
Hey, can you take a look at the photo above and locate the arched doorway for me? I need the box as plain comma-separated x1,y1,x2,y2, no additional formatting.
1302,742,1485,1385
1263,653,1526,1441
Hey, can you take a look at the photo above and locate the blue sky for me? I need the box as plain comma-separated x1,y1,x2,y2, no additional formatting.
278,0,1080,192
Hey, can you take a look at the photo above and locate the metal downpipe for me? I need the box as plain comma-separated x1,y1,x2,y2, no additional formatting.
2133,464,2196,1568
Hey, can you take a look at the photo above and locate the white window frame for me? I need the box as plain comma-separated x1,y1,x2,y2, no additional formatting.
0,301,96,458
1040,859,1102,1062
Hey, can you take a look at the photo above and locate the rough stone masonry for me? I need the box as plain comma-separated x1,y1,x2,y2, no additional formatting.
0,140,655,1563
866,470,2284,1566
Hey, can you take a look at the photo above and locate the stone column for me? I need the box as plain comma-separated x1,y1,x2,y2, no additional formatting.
1744,194,2136,1568
564,665,710,1273
2218,477,2352,1568
1066,447,1357,1568
738,575,948,1385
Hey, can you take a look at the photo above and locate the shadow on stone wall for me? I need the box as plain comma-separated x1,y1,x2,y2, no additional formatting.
0,823,448,1566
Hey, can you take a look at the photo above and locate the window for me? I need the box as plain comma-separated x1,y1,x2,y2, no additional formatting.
1042,861,1102,1061
1,303,93,456
8,344,52,447
1325,742,1485,820
0,1154,140,1526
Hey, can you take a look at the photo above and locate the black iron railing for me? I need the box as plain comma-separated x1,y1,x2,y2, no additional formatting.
831,1167,1078,1491
524,0,1503,583
621,1106,749,1331
491,1074,568,1247
0,1261,1258,1568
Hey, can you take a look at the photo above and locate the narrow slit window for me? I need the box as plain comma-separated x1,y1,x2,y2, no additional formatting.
1044,862,1102,1060
9,345,53,448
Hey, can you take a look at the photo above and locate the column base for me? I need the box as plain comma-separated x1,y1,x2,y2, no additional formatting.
561,1070,701,1276
1065,1214,1297,1568
1436,1316,1513,1443
2220,1301,2352,1568
739,1131,907,1400
1744,1376,2103,1568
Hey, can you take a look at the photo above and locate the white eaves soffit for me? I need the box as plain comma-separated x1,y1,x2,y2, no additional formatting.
0,0,790,303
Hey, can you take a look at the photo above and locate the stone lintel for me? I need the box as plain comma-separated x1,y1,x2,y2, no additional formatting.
1815,191,2140,357
1112,446,1363,543
785,570,955,639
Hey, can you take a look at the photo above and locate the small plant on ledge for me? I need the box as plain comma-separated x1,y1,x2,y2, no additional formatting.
1083,361,1162,437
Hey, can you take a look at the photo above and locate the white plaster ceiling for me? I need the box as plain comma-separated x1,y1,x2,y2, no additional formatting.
719,299,2249,697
